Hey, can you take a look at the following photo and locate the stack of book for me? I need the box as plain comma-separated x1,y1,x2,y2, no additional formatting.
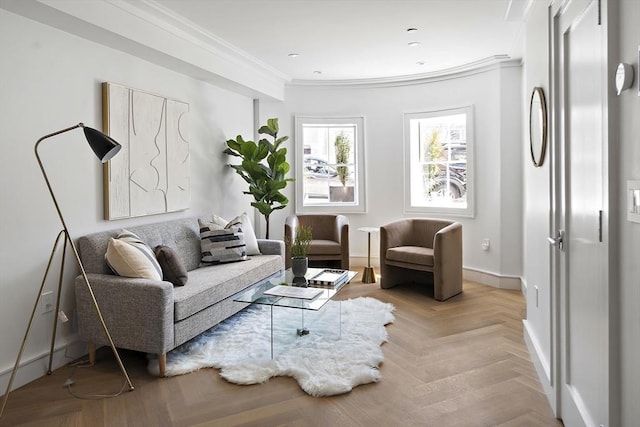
308,269,349,288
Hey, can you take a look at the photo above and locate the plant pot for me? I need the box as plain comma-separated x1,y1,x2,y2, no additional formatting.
329,185,354,202
291,257,308,278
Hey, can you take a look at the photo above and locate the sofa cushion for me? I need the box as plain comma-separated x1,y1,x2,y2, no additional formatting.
105,230,162,280
154,245,188,286
199,219,247,265
172,254,283,321
386,246,434,267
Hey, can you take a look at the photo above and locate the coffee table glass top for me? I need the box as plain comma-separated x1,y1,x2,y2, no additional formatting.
233,268,357,311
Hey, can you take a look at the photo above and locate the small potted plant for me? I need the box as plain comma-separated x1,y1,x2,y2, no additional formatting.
288,224,312,278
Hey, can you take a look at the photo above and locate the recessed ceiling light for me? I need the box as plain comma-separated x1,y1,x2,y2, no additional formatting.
313,70,322,75
407,28,418,33
408,41,421,47
416,61,425,66
288,53,300,58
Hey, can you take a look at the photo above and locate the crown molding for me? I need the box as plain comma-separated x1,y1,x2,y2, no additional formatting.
289,56,521,89
1,0,524,97
116,0,290,82
1,0,289,100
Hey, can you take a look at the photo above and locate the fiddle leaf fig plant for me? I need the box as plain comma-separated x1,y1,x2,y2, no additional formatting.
224,118,293,239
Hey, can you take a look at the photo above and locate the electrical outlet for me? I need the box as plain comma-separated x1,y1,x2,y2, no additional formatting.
481,238,490,251
41,291,54,314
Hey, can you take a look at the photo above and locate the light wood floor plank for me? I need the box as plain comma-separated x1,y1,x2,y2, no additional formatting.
1,278,561,426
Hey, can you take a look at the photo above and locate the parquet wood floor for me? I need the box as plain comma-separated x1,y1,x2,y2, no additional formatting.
0,278,562,426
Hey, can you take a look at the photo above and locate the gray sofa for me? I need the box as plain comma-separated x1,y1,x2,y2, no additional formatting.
74,217,284,377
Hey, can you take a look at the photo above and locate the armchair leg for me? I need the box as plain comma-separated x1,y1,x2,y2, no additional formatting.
433,271,463,301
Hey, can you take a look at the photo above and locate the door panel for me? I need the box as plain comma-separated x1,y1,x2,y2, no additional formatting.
555,0,608,425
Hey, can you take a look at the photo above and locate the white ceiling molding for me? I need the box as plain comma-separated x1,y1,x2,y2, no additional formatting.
1,0,289,100
505,0,528,21
116,0,289,81
289,56,520,88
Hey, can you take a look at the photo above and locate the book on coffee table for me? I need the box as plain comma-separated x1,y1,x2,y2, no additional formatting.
263,285,323,300
308,269,349,288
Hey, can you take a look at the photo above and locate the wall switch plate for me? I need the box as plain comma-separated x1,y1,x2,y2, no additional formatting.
481,238,490,251
627,181,640,223
41,291,54,314
58,310,69,323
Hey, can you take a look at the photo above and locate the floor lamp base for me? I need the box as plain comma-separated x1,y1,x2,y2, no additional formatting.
362,267,377,283
0,230,134,419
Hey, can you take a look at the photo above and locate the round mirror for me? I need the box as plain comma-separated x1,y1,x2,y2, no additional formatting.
529,87,548,167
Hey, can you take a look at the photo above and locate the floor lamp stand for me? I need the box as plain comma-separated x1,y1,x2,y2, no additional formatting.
0,229,136,418
0,124,134,419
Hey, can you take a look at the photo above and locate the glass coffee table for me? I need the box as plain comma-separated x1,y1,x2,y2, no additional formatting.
233,268,357,358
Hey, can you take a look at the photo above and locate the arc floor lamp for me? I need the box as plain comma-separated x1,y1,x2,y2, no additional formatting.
0,123,135,418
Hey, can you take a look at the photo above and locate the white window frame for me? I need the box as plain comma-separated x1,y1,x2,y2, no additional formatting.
294,115,367,214
403,105,475,218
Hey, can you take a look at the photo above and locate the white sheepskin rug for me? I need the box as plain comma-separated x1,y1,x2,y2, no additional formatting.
148,297,395,396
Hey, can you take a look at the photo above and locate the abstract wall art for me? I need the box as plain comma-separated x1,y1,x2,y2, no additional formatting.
102,82,190,220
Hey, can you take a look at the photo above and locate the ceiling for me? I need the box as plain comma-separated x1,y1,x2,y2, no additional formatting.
153,0,526,83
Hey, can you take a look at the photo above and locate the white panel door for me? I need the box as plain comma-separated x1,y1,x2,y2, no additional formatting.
554,0,609,425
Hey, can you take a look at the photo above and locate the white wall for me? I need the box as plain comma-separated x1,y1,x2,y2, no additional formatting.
259,64,523,279
616,0,640,424
521,0,553,406
0,9,255,391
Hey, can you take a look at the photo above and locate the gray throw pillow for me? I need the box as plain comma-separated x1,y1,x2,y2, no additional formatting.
154,245,188,286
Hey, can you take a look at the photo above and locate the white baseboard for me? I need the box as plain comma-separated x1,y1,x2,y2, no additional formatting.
0,340,86,394
350,256,378,268
350,259,522,291
523,320,557,415
463,267,522,290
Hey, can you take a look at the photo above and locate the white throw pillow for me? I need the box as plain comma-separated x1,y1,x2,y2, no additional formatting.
212,213,260,256
211,214,229,228
105,230,162,281
227,213,260,256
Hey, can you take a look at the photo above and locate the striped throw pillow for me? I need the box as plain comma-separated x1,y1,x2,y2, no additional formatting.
105,229,162,281
199,219,247,265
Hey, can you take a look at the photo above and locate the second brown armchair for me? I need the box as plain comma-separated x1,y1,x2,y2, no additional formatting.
380,218,462,301
284,214,349,270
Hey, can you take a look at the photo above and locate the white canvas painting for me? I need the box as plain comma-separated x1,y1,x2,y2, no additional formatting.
103,82,190,219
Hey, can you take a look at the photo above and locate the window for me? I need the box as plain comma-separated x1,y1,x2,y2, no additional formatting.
404,106,474,217
294,116,366,213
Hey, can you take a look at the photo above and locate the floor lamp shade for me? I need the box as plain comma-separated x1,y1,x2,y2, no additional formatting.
82,125,121,162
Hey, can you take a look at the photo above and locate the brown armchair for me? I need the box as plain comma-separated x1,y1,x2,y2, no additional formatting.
284,214,349,270
380,218,462,301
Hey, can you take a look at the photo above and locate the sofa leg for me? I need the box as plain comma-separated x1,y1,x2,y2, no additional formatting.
88,342,96,365
158,353,166,378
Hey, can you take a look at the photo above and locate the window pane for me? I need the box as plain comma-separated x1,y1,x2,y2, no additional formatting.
302,124,356,205
405,107,473,216
295,116,366,213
